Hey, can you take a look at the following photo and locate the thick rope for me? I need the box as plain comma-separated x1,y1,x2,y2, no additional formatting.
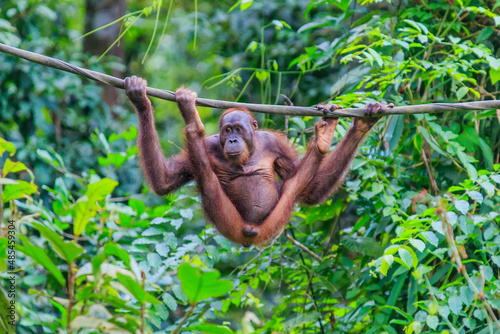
1,42,500,117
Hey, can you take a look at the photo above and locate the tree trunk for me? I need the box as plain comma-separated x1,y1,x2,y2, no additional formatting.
84,0,126,108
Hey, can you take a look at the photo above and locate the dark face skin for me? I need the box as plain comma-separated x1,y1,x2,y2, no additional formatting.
219,110,258,165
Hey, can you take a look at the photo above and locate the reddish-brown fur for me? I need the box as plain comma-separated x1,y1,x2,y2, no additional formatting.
218,108,256,127
124,76,385,246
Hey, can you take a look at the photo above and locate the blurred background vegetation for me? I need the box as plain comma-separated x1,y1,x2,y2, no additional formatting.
0,0,500,333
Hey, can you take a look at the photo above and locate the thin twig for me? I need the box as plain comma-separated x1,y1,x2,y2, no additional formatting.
2,43,500,117
421,145,439,195
437,201,500,331
140,271,146,334
285,231,322,261
67,263,75,333
287,228,325,334
280,94,293,135
171,303,197,334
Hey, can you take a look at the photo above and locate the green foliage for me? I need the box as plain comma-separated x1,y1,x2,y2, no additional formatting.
178,261,233,304
1,0,500,333
73,178,118,236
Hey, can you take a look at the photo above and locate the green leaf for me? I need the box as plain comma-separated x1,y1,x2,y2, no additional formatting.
340,236,383,256
460,286,474,306
104,243,130,267
0,138,16,156
155,304,169,321
367,48,383,67
332,0,350,12
380,255,393,276
446,211,457,226
246,41,258,52
2,180,37,203
156,243,169,257
383,305,413,322
255,70,269,83
121,125,138,141
0,288,15,333
172,285,188,303
116,272,144,301
36,149,60,168
297,21,329,33
480,180,495,195
409,238,425,252
426,315,438,330
271,19,283,30
478,137,494,169
398,248,413,269
456,87,469,100
283,313,321,332
469,191,483,203
383,273,407,323
105,153,127,168
228,0,241,12
398,246,418,268
466,164,479,181
177,263,232,304
411,321,422,334
474,309,487,321
490,68,500,85
180,208,194,220
454,200,470,215
73,200,97,236
163,293,178,311
17,236,65,286
240,0,253,11
2,158,28,177
185,324,234,334
386,115,404,151
482,265,494,282
448,295,462,315
129,198,145,216
448,35,460,44
492,256,500,268
143,227,164,236
31,223,83,264
488,55,500,70
73,178,118,236
422,231,439,247
147,253,162,269
438,305,450,318
346,288,361,299
116,272,159,304
86,178,119,202
417,126,447,157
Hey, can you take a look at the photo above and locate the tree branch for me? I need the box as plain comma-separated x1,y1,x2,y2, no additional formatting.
2,42,500,117
285,230,322,261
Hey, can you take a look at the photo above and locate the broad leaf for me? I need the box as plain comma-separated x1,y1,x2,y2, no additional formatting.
2,180,37,203
2,158,28,177
177,263,232,304
16,236,65,286
185,324,233,334
73,178,118,236
116,272,159,304
31,223,83,264
0,138,16,156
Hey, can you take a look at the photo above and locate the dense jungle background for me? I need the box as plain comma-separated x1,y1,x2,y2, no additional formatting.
1,0,500,333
